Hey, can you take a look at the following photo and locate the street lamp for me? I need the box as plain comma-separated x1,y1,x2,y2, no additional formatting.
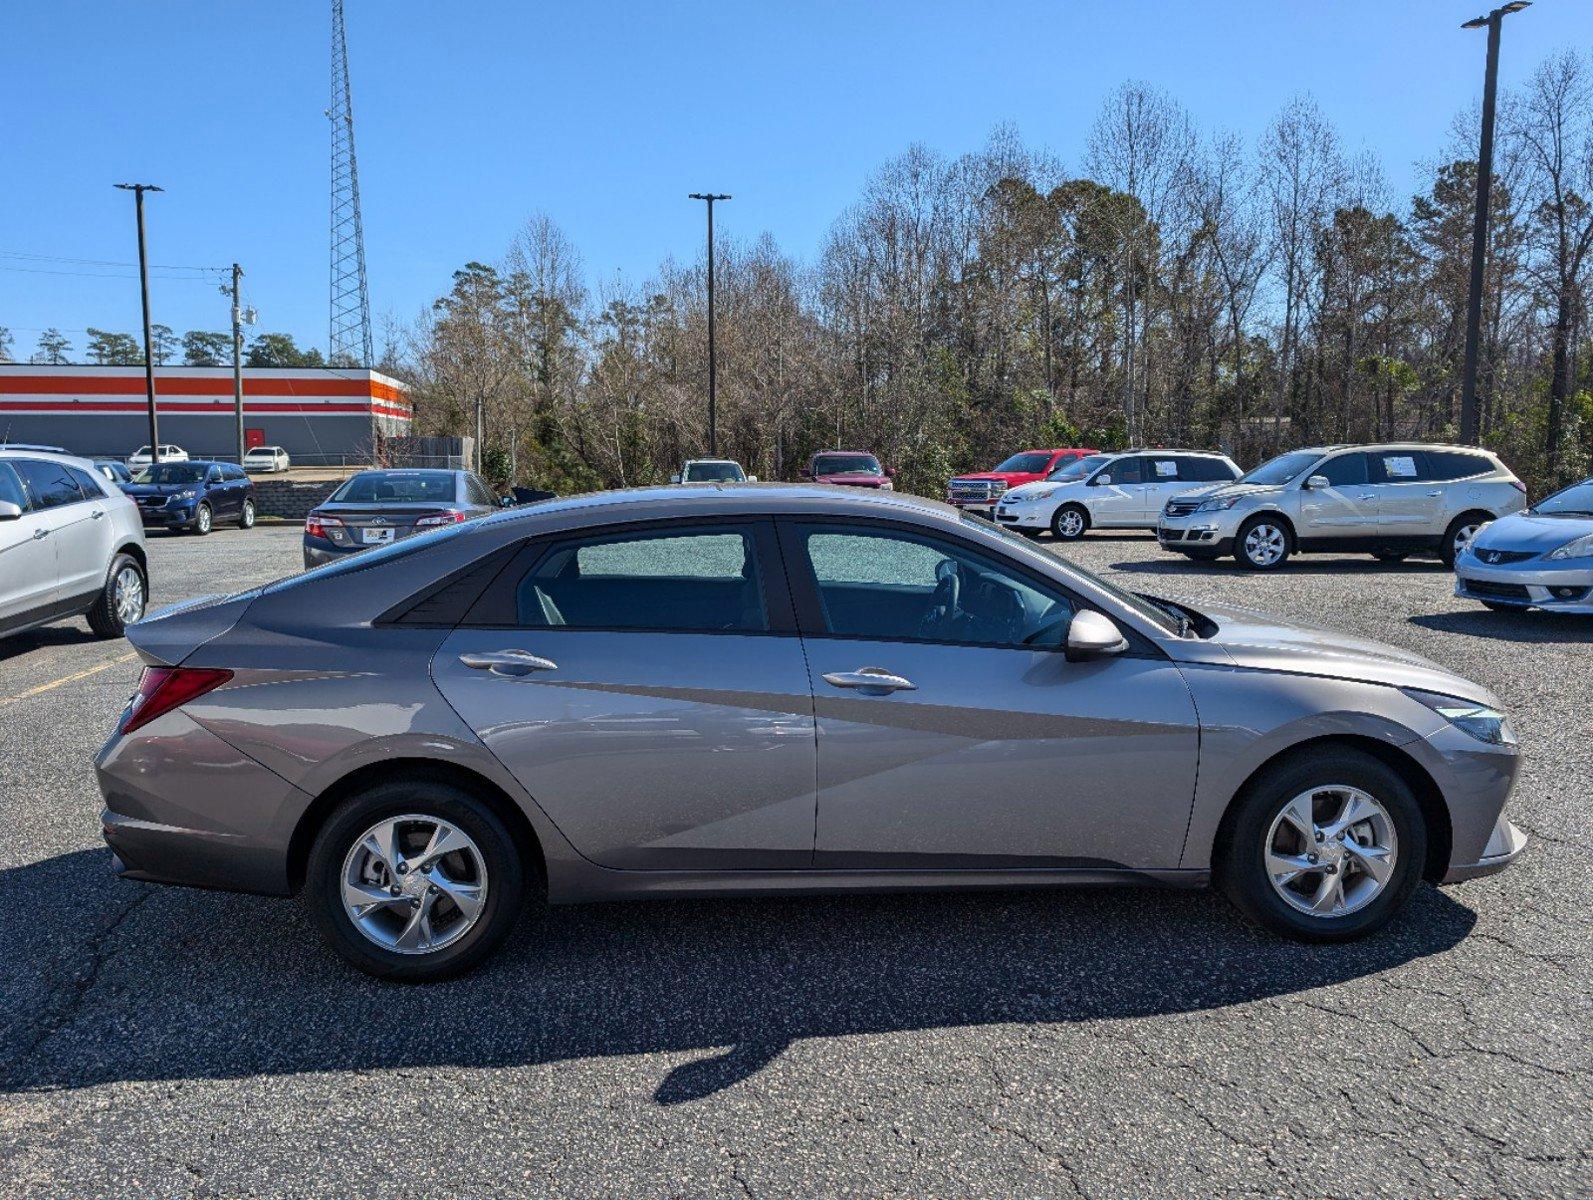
114,183,164,463
1458,1,1530,445
689,192,731,455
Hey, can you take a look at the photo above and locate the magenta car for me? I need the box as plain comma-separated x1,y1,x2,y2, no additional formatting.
801,450,896,490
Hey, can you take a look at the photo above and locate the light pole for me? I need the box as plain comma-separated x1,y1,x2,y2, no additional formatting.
115,183,164,462
1458,1,1530,445
689,193,730,455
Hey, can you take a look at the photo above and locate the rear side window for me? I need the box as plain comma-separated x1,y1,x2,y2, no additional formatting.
0,463,26,510
1424,450,1492,481
1177,456,1239,483
1317,453,1369,487
514,525,768,633
1371,452,1423,483
14,459,85,509
466,476,496,507
1146,458,1181,480
66,465,107,498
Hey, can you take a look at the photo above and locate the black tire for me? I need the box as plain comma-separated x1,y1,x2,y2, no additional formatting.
1182,549,1220,562
1050,503,1090,541
238,498,256,529
85,552,146,639
305,780,525,981
1216,747,1426,943
1441,512,1490,567
1234,514,1292,571
1372,551,1407,563
1481,600,1522,613
193,502,213,536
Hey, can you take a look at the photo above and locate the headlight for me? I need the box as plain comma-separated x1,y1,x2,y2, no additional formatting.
1024,486,1057,501
176,489,197,500
1196,495,1241,512
1547,532,1593,561
1404,688,1516,746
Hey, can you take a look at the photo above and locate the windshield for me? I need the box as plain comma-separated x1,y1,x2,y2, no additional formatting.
683,462,745,482
331,471,456,503
1239,451,1322,487
1533,478,1593,516
1048,454,1110,482
134,464,207,485
993,452,1053,474
812,454,881,475
961,512,1183,636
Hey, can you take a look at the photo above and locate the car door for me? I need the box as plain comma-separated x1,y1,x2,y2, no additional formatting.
0,461,61,624
431,519,818,869
1297,451,1379,538
779,519,1200,869
1141,456,1188,523
1371,451,1443,537
12,458,107,605
1084,455,1146,526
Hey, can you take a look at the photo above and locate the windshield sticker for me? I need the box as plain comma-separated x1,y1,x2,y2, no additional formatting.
1153,460,1176,478
1383,455,1417,479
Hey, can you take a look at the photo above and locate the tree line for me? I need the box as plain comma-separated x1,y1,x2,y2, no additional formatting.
0,326,332,369
403,50,1593,498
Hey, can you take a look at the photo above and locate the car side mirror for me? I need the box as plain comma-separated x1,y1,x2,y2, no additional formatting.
1093,474,1112,487
746,474,758,483
886,466,898,478
799,468,813,479
0,501,20,521
669,473,682,484
1065,610,1129,663
1305,474,1330,491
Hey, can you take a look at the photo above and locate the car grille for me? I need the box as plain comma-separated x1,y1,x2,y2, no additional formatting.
1164,497,1203,517
1474,549,1537,565
1159,528,1186,541
948,479,1006,503
1467,580,1531,600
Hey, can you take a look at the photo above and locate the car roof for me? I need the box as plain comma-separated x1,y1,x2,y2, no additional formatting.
0,448,101,469
482,482,957,531
811,449,878,457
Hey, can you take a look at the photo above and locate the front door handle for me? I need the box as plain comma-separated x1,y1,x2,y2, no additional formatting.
1426,490,1443,497
1356,494,1376,503
458,649,558,677
32,527,49,540
91,508,105,519
822,666,916,695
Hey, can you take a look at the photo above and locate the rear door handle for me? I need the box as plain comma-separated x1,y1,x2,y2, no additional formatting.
458,649,558,677
822,667,916,695
1426,490,1443,497
91,508,105,519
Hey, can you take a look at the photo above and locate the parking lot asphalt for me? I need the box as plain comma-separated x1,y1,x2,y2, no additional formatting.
1,524,1588,1198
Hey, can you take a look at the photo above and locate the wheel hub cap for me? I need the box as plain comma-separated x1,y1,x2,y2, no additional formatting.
1264,786,1397,918
340,815,488,955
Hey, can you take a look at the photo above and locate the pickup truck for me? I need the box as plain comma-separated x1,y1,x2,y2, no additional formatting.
800,450,895,489
946,448,1097,516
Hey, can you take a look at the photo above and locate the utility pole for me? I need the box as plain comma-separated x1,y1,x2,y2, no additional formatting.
231,264,246,465
115,183,163,462
1459,1,1531,444
689,193,730,455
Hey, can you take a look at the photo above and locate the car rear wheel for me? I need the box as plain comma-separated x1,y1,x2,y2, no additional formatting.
1050,504,1089,541
238,498,256,529
1217,747,1425,942
306,780,524,980
1235,515,1291,570
86,553,147,638
193,503,212,536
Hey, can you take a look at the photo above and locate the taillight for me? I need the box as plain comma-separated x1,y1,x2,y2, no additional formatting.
415,510,467,527
122,667,233,733
1509,479,1527,494
305,512,342,539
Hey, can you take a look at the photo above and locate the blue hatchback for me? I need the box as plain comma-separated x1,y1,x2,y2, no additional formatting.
1455,475,1593,613
124,460,257,535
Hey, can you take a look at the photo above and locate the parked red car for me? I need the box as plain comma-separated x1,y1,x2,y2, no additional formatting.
800,450,896,489
946,448,1097,515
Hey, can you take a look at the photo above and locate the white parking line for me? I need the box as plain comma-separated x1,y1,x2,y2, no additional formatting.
0,651,141,707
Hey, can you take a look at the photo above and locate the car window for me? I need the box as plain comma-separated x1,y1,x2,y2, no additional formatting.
1146,457,1180,481
134,463,207,485
222,464,244,481
683,462,745,482
331,471,457,503
1424,450,1492,481
992,452,1053,474
67,465,107,498
794,524,1076,650
1098,456,1143,485
811,454,881,475
1531,478,1593,516
0,463,27,510
1176,456,1238,483
1047,453,1110,482
515,525,768,633
1371,452,1423,484
205,466,223,483
1316,453,1369,487
14,459,86,509
467,476,496,507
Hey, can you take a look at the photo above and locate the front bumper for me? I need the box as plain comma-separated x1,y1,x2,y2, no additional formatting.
138,501,199,529
1455,550,1593,612
1156,507,1242,555
993,497,1053,531
1442,816,1529,883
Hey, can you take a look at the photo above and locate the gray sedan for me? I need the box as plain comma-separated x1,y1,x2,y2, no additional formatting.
303,468,506,568
97,486,1526,980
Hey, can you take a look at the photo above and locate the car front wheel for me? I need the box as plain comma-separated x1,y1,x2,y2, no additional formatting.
86,553,147,638
1050,504,1089,541
239,498,256,529
193,503,212,535
1235,515,1291,570
305,780,525,980
1217,747,1425,942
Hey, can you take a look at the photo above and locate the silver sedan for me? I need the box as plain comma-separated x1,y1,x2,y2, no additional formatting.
97,486,1526,979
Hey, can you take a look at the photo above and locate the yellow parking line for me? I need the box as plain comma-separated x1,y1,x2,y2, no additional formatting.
0,651,141,707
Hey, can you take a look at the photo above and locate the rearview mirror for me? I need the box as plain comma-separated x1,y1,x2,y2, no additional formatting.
0,501,20,521
1305,474,1330,490
1065,610,1129,663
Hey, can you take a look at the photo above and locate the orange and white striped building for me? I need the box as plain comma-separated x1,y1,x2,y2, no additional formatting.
0,365,411,465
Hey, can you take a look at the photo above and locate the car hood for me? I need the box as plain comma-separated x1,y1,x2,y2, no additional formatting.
814,472,889,486
123,482,197,498
954,471,1033,484
1178,599,1500,707
1471,509,1593,556
1186,481,1284,503
1004,478,1080,500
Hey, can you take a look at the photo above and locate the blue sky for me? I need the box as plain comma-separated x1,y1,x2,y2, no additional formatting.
1,0,1585,359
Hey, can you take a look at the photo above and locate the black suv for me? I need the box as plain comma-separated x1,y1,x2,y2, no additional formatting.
124,460,257,535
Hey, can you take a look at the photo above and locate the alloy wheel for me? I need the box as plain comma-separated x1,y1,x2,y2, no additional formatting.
113,565,145,624
197,505,212,534
1264,786,1398,918
339,815,488,955
1055,508,1085,538
1244,523,1287,567
1453,522,1482,557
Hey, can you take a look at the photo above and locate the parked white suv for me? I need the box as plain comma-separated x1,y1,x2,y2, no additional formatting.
995,450,1242,540
1155,443,1527,570
670,459,757,483
0,450,149,640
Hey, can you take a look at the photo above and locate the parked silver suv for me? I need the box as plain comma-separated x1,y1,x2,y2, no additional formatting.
1156,444,1526,570
0,449,149,640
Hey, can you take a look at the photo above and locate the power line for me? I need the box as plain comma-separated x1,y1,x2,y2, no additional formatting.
0,248,226,274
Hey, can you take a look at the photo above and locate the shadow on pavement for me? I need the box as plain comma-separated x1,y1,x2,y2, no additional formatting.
0,848,1478,1105
1108,555,1450,578
0,624,100,663
1411,609,1593,643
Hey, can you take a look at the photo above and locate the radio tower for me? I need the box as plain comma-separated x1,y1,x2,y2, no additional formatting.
328,0,372,366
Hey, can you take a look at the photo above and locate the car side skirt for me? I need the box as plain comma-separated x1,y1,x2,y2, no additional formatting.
0,588,102,638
